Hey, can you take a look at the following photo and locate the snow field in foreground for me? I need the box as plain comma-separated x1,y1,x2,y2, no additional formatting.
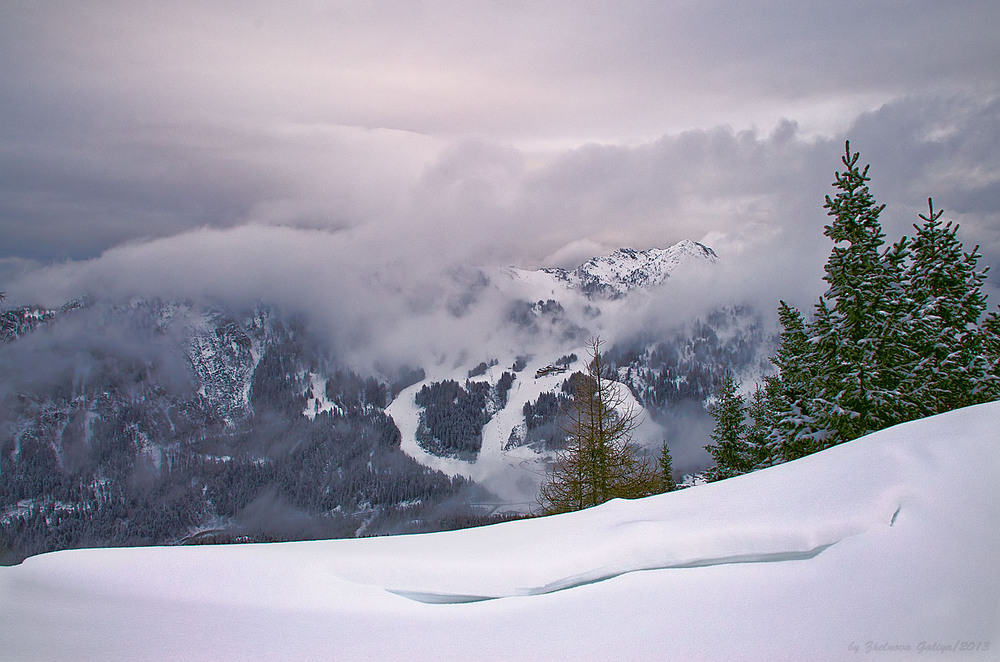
2,401,998,661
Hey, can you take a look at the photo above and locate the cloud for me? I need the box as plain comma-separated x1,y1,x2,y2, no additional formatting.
2,223,511,373
2,2,998,289
0,118,440,262
0,258,42,291
542,239,614,269
5,93,1000,373
3,1,1000,522
0,303,196,414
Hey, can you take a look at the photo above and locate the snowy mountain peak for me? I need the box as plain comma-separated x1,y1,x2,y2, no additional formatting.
541,239,718,299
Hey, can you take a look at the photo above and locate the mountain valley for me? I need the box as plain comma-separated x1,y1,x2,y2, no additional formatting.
0,240,775,563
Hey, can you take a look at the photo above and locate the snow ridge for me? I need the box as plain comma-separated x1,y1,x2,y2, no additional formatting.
389,541,839,605
541,239,718,299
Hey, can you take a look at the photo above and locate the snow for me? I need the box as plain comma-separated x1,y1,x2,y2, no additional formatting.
302,372,342,420
386,353,589,510
386,350,667,512
540,239,719,298
492,239,721,345
3,402,999,661
385,348,666,512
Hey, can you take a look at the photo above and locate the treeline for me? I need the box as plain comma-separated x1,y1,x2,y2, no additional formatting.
323,369,389,411
1,408,471,564
412,370,519,460
705,142,1000,480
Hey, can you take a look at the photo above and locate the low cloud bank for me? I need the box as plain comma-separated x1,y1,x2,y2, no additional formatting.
4,96,998,372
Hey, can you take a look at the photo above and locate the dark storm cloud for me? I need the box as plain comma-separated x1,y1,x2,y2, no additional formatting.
1,1,998,321
0,119,436,261
843,96,1000,272
1,124,268,260
6,97,1000,331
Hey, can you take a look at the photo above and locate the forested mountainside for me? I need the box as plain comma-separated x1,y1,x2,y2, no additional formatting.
1,240,775,563
404,241,770,473
415,304,773,463
0,300,480,565
606,305,770,412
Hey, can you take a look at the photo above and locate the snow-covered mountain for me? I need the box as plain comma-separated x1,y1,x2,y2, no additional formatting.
538,239,718,299
1,239,774,561
385,241,768,508
4,402,997,660
495,238,718,306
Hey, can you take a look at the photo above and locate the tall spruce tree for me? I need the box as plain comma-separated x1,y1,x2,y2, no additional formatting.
982,311,1000,388
901,198,997,413
538,338,659,514
808,141,909,445
764,143,1000,467
744,385,773,469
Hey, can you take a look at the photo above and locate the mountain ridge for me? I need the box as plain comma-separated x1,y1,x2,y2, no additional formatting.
0,238,775,561
538,239,719,299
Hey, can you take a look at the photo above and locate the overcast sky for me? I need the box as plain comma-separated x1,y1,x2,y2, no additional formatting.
2,1,999,317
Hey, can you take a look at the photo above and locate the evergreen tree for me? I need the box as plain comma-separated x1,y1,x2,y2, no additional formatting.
704,370,753,481
981,311,1000,395
766,301,823,461
659,440,676,493
538,337,659,514
763,143,1000,467
808,140,909,445
744,384,774,469
901,198,997,413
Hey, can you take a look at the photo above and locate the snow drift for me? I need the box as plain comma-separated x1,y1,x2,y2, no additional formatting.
2,401,998,661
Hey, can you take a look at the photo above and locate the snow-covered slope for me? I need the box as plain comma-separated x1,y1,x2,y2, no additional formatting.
386,350,658,511
4,402,998,661
386,240,754,507
494,239,719,324
538,239,718,299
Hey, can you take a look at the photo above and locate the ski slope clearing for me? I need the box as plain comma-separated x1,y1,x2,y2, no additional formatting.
385,351,664,511
3,402,998,661
386,347,663,513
